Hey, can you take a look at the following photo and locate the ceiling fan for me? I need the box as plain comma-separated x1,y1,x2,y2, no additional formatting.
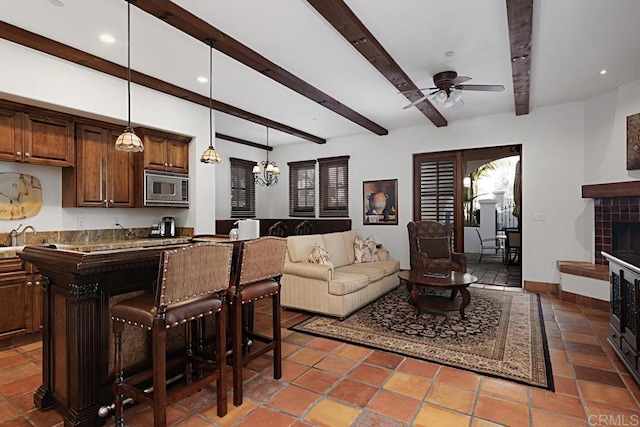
402,71,505,109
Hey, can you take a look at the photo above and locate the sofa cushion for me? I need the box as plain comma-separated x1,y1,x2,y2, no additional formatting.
354,235,379,263
418,236,451,259
322,232,350,268
287,234,325,263
342,230,360,264
328,272,369,296
351,259,400,276
308,244,334,277
335,265,384,282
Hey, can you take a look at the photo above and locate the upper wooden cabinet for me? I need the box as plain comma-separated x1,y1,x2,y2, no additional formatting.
0,102,74,167
138,128,190,174
62,123,135,208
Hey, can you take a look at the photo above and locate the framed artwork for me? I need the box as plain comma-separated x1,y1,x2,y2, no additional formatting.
363,179,398,225
627,113,640,170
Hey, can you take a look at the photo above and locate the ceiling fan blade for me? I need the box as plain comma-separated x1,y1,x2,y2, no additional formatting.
456,84,505,92
451,75,472,85
398,87,436,94
402,95,428,109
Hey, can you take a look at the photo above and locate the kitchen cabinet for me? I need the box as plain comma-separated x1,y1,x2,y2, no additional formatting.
25,262,43,333
62,123,135,208
603,252,640,385
138,128,190,174
0,258,28,339
0,102,74,166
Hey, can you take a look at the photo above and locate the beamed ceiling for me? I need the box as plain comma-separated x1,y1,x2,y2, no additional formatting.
0,0,639,148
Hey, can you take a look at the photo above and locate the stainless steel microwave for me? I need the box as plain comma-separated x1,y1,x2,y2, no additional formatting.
144,170,189,207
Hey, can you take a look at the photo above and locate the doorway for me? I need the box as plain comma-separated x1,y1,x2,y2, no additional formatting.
413,145,522,287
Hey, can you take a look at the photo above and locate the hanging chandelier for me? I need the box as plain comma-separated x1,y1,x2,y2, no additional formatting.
252,127,280,186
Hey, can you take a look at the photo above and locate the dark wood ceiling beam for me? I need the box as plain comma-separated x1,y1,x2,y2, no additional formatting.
0,21,326,144
215,133,272,151
506,0,533,116
132,0,388,136
306,0,447,128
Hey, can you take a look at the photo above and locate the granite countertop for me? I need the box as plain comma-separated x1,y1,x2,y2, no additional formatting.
0,237,193,258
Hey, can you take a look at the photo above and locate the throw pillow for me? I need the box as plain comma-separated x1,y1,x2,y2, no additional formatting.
354,235,379,263
308,244,334,276
418,236,451,259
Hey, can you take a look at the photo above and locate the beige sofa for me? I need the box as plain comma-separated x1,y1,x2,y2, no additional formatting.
281,230,400,319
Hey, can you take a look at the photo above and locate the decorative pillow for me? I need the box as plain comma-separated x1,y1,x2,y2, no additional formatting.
308,244,334,276
354,235,379,263
418,237,451,259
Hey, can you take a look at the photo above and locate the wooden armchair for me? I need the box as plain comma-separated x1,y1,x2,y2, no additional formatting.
407,220,467,273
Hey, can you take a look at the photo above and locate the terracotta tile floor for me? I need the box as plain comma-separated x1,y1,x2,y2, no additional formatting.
1,293,639,427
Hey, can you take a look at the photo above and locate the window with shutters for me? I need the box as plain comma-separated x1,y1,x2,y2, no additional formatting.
230,157,256,218
413,152,463,250
319,156,349,217
288,160,316,217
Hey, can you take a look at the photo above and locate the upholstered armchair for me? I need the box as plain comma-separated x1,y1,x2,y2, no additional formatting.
407,220,467,273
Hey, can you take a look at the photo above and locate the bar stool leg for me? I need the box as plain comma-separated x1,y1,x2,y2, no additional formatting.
152,319,167,427
232,300,243,407
273,291,282,380
113,321,125,427
216,304,228,417
185,321,193,384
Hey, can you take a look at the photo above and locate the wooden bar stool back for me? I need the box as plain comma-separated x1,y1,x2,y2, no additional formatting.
228,236,287,406
111,243,233,426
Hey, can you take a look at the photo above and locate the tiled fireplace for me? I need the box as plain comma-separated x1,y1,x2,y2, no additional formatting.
593,195,640,265
582,180,640,265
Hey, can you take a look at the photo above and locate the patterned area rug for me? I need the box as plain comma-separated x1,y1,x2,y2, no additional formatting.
291,286,554,390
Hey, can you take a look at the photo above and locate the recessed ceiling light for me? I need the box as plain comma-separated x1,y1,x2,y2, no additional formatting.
445,51,454,57
197,76,208,83
99,34,115,44
49,0,64,6
600,69,607,75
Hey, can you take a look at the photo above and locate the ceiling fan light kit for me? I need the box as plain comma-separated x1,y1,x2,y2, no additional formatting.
402,70,504,110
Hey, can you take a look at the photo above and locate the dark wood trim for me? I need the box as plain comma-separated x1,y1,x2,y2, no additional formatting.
582,181,640,198
505,0,533,116
132,0,387,136
0,21,326,145
215,133,272,151
307,0,447,128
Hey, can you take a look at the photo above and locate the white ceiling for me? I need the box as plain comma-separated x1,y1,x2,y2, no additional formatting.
1,0,640,147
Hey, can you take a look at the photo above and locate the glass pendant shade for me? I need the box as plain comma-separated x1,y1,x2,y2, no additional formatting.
115,127,143,152
200,146,221,164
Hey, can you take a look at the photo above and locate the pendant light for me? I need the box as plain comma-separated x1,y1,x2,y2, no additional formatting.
115,0,143,152
200,40,221,164
252,127,280,186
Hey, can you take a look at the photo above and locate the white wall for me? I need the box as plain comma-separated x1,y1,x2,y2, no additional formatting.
0,40,216,234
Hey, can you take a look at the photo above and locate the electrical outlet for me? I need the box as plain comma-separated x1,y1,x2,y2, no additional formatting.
532,212,546,221
114,217,120,225
77,218,85,229
550,260,556,269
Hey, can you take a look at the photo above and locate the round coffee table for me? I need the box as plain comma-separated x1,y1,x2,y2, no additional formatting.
397,270,478,318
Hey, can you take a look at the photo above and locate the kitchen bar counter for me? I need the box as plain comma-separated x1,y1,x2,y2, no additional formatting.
18,236,230,427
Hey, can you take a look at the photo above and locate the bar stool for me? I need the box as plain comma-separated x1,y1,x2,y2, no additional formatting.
228,236,287,406
111,243,232,426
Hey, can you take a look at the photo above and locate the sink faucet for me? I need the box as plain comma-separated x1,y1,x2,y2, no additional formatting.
10,224,37,246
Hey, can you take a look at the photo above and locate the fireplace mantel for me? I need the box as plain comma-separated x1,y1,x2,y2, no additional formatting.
582,180,640,198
